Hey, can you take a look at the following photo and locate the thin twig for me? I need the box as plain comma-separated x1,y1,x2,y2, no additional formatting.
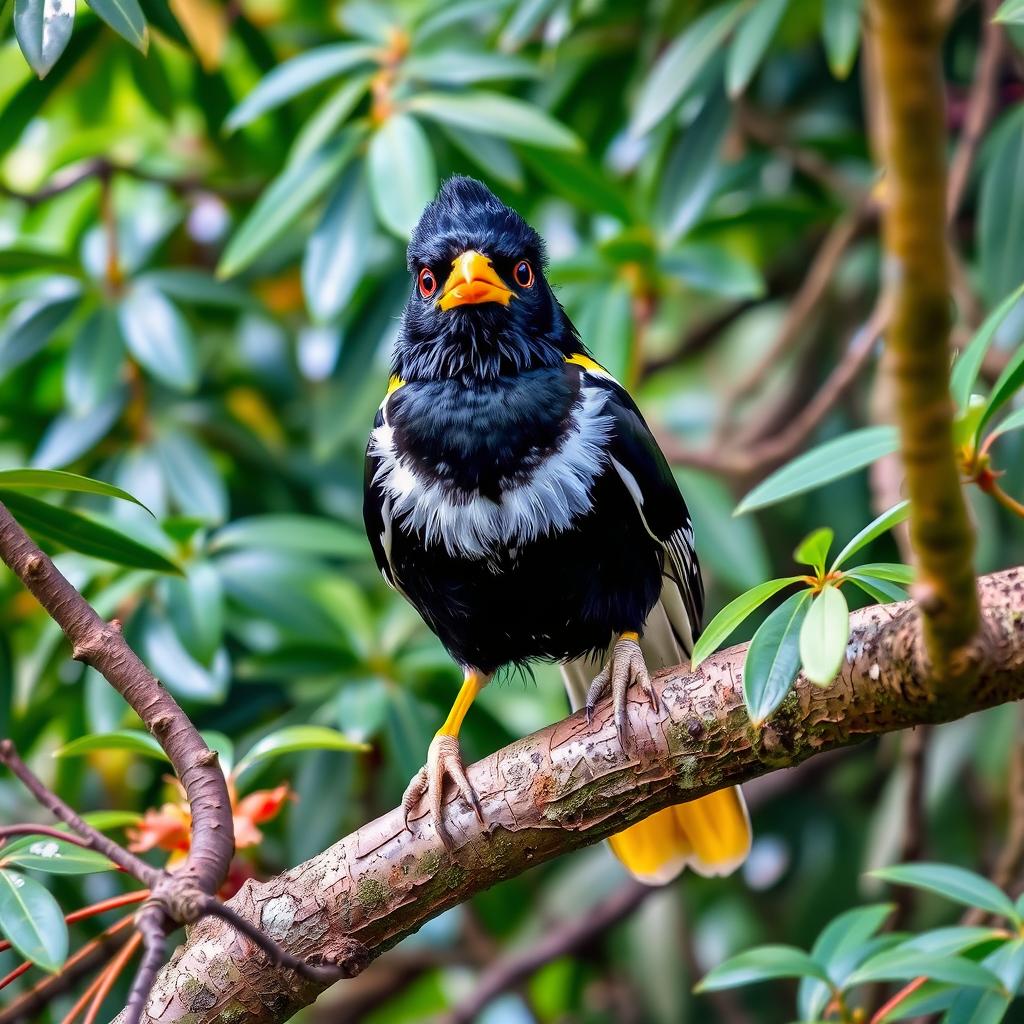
0,823,96,850
84,932,143,1024
122,906,169,1024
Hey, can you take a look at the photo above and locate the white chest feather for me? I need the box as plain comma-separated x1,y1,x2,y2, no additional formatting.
369,386,612,559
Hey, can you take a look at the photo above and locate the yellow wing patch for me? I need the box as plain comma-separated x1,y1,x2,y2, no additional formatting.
564,353,609,375
386,375,406,397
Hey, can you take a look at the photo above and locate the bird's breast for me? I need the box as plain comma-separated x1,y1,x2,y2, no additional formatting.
369,369,613,559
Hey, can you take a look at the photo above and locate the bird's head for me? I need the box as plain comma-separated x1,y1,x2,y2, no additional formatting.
394,176,576,381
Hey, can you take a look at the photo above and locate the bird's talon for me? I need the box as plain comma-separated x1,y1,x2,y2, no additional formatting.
587,633,653,753
403,733,481,845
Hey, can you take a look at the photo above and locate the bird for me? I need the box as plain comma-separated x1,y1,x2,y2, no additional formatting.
363,176,750,884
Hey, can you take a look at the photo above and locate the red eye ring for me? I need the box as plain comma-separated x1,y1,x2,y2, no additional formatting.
514,260,534,288
418,267,437,298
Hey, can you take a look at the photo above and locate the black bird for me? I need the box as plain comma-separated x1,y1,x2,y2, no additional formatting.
364,176,750,882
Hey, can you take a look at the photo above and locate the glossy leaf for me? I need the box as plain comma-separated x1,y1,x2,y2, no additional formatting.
631,1,745,136
794,527,833,573
0,869,68,971
156,430,228,523
140,269,259,311
0,491,179,573
226,42,377,131
118,285,198,392
85,0,147,50
337,678,391,743
0,838,115,875
831,501,910,569
846,572,908,605
846,950,1003,991
402,50,538,85
64,307,123,413
138,607,229,703
950,281,1024,410
822,0,863,79
54,729,168,760
0,294,79,376
690,576,804,669
977,344,1024,441
234,725,370,778
939,939,1024,1024
985,405,1024,443
368,114,436,240
872,864,1019,923
408,91,581,150
164,562,224,665
798,584,849,686
520,147,629,220
978,107,1024,307
995,0,1024,22
661,244,765,299
736,426,900,514
32,392,125,469
218,132,360,278
902,926,1010,958
850,562,915,584
212,515,366,559
14,0,75,78
696,943,831,992
743,590,810,723
0,469,148,510
727,0,787,96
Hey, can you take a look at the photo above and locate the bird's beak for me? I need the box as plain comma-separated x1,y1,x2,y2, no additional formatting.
437,250,513,310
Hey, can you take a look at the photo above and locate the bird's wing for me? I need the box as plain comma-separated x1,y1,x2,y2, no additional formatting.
568,355,704,654
363,377,406,592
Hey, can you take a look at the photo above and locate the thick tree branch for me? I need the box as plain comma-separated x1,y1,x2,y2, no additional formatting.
870,0,979,679
124,568,1024,1024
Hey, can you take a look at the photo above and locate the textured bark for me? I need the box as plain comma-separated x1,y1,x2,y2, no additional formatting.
870,0,980,678
121,568,1024,1024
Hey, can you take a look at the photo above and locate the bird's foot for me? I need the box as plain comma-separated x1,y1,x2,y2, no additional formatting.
402,733,483,849
585,632,659,750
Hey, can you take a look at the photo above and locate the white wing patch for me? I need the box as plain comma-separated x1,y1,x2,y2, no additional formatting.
369,385,613,559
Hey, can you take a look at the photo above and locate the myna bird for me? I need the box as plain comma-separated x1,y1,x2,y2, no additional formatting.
363,176,750,883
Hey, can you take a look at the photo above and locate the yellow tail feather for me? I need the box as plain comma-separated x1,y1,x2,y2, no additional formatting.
608,787,751,886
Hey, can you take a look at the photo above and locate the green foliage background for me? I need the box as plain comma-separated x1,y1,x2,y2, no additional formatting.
1,0,1024,1020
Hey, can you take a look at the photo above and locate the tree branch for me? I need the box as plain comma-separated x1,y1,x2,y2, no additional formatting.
122,567,1024,1024
869,0,980,679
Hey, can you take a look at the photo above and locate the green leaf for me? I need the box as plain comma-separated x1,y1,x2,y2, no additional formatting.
0,491,180,573
743,590,810,724
445,128,524,190
226,43,377,131
727,0,788,96
0,294,80,376
984,405,1024,443
303,163,374,322
0,244,77,273
950,282,1024,410
0,469,148,511
631,1,745,136
519,147,630,221
696,944,832,992
798,584,849,686
402,50,538,85
408,91,581,151
939,939,1024,1024
288,75,372,167
218,131,361,279
831,501,910,569
0,838,115,875
799,904,895,1020
234,725,370,779
902,927,1010,958
660,243,765,299
210,515,367,557
846,572,908,605
977,344,1024,442
978,107,1024,308
995,0,1024,23
794,527,833,573
54,729,168,760
0,869,67,971
575,282,633,382
14,0,75,78
691,576,804,669
337,678,390,743
164,561,224,665
156,430,227,524
85,0,147,50
822,0,863,79
368,114,437,240
139,269,259,311
64,307,123,414
736,426,900,514
872,864,1019,923
118,285,197,393
846,950,1004,991
850,563,915,584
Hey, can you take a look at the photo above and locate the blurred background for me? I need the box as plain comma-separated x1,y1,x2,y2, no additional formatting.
1,0,1024,1021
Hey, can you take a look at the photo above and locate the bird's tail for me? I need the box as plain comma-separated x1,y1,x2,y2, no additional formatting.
561,593,751,885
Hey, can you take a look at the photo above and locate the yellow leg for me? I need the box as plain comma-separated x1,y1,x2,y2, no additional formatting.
620,630,639,643
436,669,486,738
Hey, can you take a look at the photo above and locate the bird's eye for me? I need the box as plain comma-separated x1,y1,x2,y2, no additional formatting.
513,260,534,289
418,267,437,298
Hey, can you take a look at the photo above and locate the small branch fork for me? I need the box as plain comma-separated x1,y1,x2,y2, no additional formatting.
0,499,354,1022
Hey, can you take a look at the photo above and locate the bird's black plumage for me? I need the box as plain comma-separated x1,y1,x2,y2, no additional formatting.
364,176,702,675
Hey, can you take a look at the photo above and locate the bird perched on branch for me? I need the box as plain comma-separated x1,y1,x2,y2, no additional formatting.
364,176,750,884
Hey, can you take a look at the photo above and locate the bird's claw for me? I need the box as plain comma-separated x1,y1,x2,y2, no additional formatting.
584,634,657,751
402,733,482,849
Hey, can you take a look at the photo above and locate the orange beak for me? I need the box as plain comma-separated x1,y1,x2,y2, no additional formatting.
437,250,513,310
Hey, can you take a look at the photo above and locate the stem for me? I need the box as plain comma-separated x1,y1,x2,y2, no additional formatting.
870,975,927,1024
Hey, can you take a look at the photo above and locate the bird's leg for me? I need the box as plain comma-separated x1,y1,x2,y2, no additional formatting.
585,631,659,750
402,668,489,848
